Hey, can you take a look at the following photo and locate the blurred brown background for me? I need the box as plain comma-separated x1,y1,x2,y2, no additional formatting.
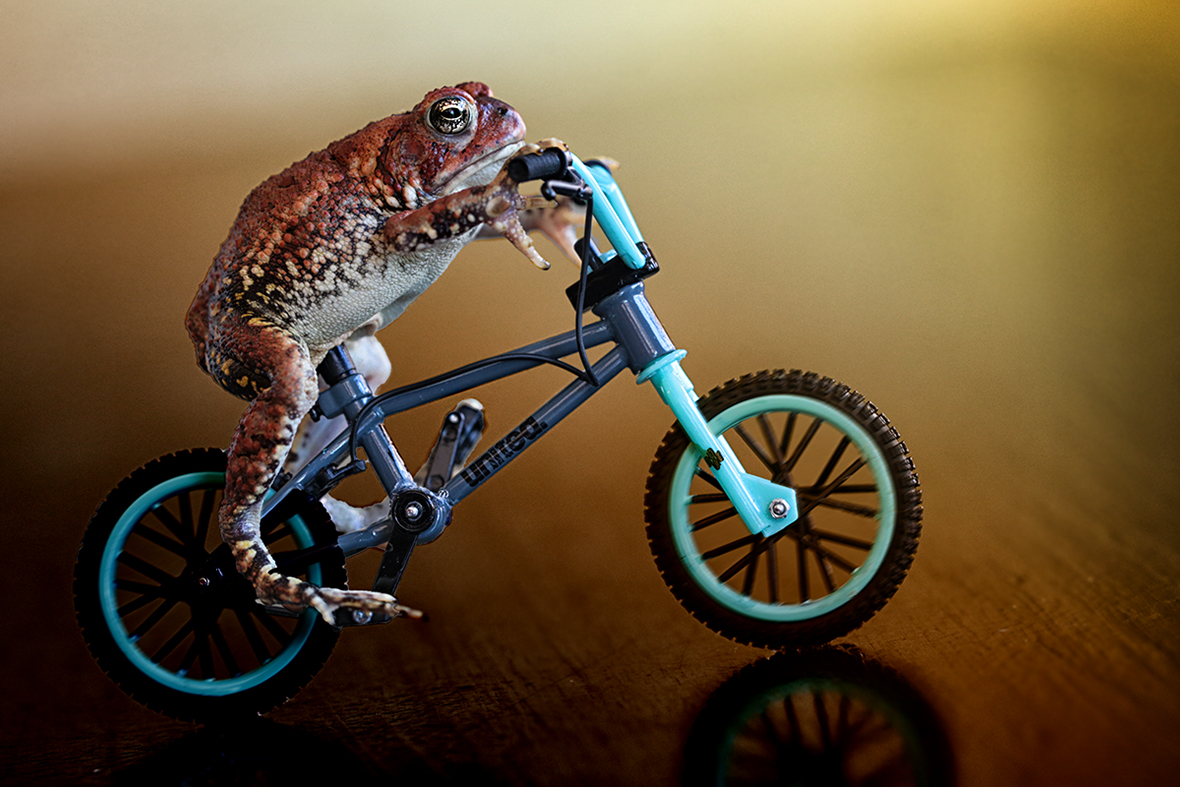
2,1,1178,784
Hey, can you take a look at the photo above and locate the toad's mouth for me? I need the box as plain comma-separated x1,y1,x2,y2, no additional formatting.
437,140,525,196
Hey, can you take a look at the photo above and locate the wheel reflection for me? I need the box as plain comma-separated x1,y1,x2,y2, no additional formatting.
684,646,954,787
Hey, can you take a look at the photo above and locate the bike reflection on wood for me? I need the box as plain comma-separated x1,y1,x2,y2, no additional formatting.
683,646,954,787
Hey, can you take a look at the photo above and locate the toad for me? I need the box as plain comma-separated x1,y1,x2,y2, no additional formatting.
185,82,569,625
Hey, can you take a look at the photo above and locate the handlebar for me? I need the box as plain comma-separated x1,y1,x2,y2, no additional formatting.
507,148,570,183
510,146,650,272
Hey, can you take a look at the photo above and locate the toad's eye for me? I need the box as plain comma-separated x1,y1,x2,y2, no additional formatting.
427,97,473,135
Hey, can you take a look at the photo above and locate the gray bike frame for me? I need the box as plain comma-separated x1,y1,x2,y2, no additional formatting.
263,279,678,559
261,151,798,594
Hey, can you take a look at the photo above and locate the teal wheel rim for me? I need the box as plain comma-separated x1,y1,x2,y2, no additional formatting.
97,471,321,696
668,394,896,622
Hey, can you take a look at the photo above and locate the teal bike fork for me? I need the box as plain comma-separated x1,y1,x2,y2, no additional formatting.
571,155,799,538
639,352,798,538
586,281,799,539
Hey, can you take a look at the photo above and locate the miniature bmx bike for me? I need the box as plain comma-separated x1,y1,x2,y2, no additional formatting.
74,148,922,721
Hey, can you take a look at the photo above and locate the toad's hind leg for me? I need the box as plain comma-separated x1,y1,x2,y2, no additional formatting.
218,323,407,626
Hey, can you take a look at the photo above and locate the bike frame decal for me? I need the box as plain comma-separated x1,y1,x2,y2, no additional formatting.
441,348,629,503
459,416,548,486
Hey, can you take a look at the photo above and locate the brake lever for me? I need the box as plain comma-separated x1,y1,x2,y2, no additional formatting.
542,177,593,204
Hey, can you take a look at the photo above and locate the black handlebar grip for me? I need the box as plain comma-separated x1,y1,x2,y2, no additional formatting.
507,148,570,182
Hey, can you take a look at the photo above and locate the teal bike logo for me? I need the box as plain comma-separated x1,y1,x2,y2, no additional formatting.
460,416,548,486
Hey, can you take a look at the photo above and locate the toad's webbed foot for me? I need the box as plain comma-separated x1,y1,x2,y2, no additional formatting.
306,586,424,626
245,557,421,626
515,195,585,264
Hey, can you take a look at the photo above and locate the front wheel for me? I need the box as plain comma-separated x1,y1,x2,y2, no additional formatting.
74,448,347,721
645,370,922,648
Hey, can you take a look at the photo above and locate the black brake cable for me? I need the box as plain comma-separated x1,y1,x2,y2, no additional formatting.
344,184,601,465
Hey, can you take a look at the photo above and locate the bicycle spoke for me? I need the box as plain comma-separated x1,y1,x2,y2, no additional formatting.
758,414,784,466
702,532,761,561
150,618,194,664
799,494,878,518
117,589,164,617
797,458,867,517
694,467,722,491
234,608,275,663
735,423,776,474
259,503,293,539
717,542,763,584
692,506,739,532
116,552,176,587
783,692,803,743
796,532,859,575
796,536,810,602
176,626,211,677
195,488,215,548
132,524,189,560
247,604,293,643
841,698,875,740
815,544,857,574
741,542,761,596
115,577,168,598
150,506,193,548
128,597,179,641
761,709,784,750
779,412,797,462
834,693,853,749
208,620,241,677
690,492,730,505
811,528,875,551
783,417,822,473
177,490,194,541
766,539,780,604
813,436,851,489
196,625,216,678
814,550,837,592
830,483,876,494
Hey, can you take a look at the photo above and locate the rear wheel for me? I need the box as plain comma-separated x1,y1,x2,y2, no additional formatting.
74,448,346,721
645,370,922,648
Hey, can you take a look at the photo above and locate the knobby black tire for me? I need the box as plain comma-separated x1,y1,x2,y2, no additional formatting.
74,448,346,721
644,370,922,648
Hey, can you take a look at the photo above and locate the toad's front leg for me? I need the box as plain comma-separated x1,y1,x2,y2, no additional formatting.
215,320,414,626
383,167,552,270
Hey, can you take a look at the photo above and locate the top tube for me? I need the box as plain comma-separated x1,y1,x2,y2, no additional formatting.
568,155,647,271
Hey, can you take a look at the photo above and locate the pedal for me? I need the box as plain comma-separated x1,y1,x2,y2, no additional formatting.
414,399,486,492
331,601,427,629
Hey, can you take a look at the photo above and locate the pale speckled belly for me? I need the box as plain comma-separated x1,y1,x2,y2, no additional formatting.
297,231,475,351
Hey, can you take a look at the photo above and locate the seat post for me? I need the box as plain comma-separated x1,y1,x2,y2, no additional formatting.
317,345,357,386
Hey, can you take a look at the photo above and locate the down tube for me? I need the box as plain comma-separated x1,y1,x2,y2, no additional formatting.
442,347,629,503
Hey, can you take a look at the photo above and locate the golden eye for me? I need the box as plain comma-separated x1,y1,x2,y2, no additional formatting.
427,97,473,135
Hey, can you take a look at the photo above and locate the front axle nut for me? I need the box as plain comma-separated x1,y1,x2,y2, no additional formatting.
769,498,791,519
